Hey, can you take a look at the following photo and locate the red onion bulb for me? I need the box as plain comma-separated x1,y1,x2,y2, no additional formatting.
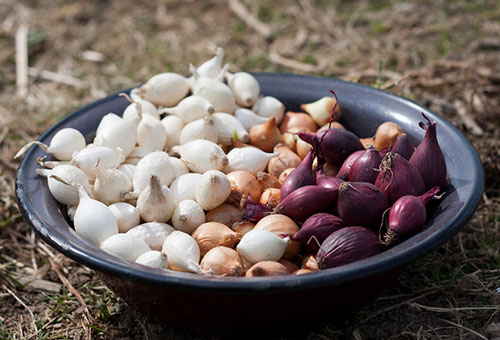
317,226,385,269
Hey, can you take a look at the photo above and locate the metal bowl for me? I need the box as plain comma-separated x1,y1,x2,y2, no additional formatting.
15,73,484,334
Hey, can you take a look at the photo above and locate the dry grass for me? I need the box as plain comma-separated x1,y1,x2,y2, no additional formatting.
1,0,499,339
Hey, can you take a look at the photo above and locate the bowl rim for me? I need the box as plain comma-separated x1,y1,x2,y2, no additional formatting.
15,72,484,292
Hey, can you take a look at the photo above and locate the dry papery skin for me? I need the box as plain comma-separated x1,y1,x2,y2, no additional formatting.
249,117,281,152
2,1,499,339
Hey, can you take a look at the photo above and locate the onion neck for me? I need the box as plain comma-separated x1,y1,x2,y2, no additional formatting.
149,175,163,198
338,181,357,192
419,186,443,204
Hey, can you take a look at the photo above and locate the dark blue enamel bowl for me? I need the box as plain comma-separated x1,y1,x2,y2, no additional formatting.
15,73,483,334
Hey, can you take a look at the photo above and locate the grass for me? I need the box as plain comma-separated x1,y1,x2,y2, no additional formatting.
0,0,499,339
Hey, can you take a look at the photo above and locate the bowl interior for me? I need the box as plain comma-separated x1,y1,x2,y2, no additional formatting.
15,73,483,292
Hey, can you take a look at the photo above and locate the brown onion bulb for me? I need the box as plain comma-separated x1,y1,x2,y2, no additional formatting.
279,167,296,184
259,188,280,208
279,112,318,134
317,121,345,134
231,138,254,149
200,246,243,276
192,222,242,256
293,269,312,275
256,171,281,189
280,132,297,152
249,117,281,152
231,221,254,235
206,204,244,226
254,214,301,259
320,161,340,177
280,127,311,153
296,137,312,159
374,121,403,151
278,259,300,273
301,254,319,271
245,261,289,277
267,145,302,178
226,171,261,204
360,137,376,149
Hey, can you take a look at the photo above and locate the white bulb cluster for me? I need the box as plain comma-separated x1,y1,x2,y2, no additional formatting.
27,47,295,275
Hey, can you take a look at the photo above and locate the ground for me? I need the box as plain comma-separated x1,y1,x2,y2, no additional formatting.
0,0,499,339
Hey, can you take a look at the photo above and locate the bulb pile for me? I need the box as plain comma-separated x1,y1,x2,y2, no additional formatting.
18,47,447,277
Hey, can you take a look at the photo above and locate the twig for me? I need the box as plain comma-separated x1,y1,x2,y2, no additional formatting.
416,326,424,339
29,230,37,273
36,242,57,261
344,68,402,82
81,50,104,62
294,27,308,50
453,100,484,136
28,67,85,88
269,49,325,73
407,302,500,312
138,319,150,340
415,77,458,88
3,284,38,334
472,269,500,275
0,136,16,172
23,316,61,340
476,66,500,81
362,290,438,322
458,233,468,260
18,320,23,339
440,319,489,340
0,126,8,144
482,192,491,205
43,256,77,298
15,24,28,97
228,0,273,39
461,273,493,294
381,70,418,90
38,248,93,340
381,60,473,90
0,156,17,172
